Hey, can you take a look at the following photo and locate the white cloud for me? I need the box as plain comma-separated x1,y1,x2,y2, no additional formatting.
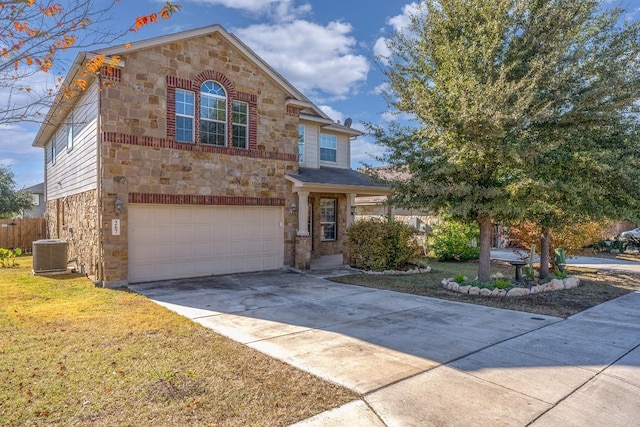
318,105,343,123
373,37,391,65
388,2,422,32
350,136,387,167
373,82,390,95
189,0,311,21
381,111,414,122
234,20,369,98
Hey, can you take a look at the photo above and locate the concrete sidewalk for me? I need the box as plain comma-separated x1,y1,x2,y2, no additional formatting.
130,271,640,426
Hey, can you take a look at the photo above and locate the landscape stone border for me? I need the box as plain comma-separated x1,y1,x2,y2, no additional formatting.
363,266,432,275
441,276,580,297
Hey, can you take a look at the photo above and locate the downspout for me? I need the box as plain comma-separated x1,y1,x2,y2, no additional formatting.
96,72,104,285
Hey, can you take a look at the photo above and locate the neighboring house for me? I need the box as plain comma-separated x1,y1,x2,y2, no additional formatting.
32,24,389,286
17,182,45,218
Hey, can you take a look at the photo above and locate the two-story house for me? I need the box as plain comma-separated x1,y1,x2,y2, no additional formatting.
32,24,388,287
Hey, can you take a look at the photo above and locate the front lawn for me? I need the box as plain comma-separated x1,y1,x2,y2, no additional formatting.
331,260,640,318
0,257,355,426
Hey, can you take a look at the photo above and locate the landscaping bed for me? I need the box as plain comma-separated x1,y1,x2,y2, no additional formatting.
0,257,356,426
330,259,640,318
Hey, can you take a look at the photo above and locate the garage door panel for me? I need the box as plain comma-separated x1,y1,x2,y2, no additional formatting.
128,205,283,283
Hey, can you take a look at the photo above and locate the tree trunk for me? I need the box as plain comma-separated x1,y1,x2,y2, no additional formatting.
539,226,551,279
477,216,493,282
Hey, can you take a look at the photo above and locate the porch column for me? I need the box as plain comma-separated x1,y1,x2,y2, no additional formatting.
346,193,356,228
294,190,311,270
296,191,309,236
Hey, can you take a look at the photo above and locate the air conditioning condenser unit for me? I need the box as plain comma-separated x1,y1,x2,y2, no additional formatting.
32,239,68,273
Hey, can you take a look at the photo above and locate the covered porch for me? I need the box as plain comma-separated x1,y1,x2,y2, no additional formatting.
286,167,390,270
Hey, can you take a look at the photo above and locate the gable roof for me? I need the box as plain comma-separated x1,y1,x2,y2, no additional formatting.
24,182,44,193
32,24,332,148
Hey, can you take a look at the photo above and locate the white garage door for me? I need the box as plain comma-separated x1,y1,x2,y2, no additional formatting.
128,204,284,283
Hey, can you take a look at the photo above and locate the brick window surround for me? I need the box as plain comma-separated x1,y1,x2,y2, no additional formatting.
166,70,257,150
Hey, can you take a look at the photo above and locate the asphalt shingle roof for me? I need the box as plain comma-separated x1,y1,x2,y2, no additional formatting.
288,167,388,188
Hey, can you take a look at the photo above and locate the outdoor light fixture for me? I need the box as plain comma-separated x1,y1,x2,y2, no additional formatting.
290,203,297,213
350,206,356,216
114,197,124,215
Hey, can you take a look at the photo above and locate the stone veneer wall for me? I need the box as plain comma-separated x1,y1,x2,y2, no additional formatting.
309,193,348,258
97,32,301,284
45,189,99,277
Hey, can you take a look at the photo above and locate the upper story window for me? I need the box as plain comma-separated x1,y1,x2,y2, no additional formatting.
66,113,74,151
200,81,226,146
320,134,337,163
232,100,248,149
298,125,305,163
175,89,195,143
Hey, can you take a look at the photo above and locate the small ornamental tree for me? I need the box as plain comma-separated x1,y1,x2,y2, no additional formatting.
1,0,180,125
347,218,420,271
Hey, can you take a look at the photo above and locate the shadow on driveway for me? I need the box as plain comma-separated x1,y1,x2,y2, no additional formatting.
129,270,640,426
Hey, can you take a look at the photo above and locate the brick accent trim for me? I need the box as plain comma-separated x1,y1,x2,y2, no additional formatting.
166,73,258,150
129,193,285,206
286,105,300,117
102,132,298,161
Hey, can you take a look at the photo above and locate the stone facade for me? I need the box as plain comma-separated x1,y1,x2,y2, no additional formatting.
95,31,301,284
45,189,99,277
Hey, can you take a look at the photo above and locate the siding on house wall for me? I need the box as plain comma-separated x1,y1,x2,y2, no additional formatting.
319,130,350,169
45,82,99,200
301,122,319,168
300,125,350,170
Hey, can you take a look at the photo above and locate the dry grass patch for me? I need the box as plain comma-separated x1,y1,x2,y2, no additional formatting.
331,260,640,318
0,257,356,426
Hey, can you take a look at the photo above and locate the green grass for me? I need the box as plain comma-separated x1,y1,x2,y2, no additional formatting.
0,257,356,426
331,259,640,318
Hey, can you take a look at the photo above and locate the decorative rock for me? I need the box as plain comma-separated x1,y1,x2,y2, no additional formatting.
537,283,548,292
498,289,507,297
458,285,471,294
491,288,501,297
480,288,492,296
494,273,504,279
450,283,460,292
564,277,580,289
507,288,531,297
530,285,538,294
547,279,565,291
442,279,450,287
469,286,480,295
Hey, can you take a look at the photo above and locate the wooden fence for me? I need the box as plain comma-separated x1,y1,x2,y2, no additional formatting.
0,218,47,252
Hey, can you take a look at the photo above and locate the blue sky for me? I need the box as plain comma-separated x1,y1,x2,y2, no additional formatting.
1,0,637,187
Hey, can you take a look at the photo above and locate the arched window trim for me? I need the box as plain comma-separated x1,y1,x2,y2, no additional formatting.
200,80,227,146
167,72,257,151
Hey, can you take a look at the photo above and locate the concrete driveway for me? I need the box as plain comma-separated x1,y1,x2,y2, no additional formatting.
129,270,640,426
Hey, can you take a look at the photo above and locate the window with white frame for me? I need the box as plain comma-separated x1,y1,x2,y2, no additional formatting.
320,134,337,162
232,100,248,149
66,113,74,151
175,89,195,143
200,81,226,146
298,124,305,163
320,198,337,241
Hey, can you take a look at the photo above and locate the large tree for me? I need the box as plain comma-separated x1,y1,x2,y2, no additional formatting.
1,0,180,125
0,166,34,217
371,0,640,281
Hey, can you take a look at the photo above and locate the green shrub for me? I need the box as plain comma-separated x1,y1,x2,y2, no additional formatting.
552,269,568,279
428,220,480,261
453,274,465,284
494,278,511,289
347,218,420,271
